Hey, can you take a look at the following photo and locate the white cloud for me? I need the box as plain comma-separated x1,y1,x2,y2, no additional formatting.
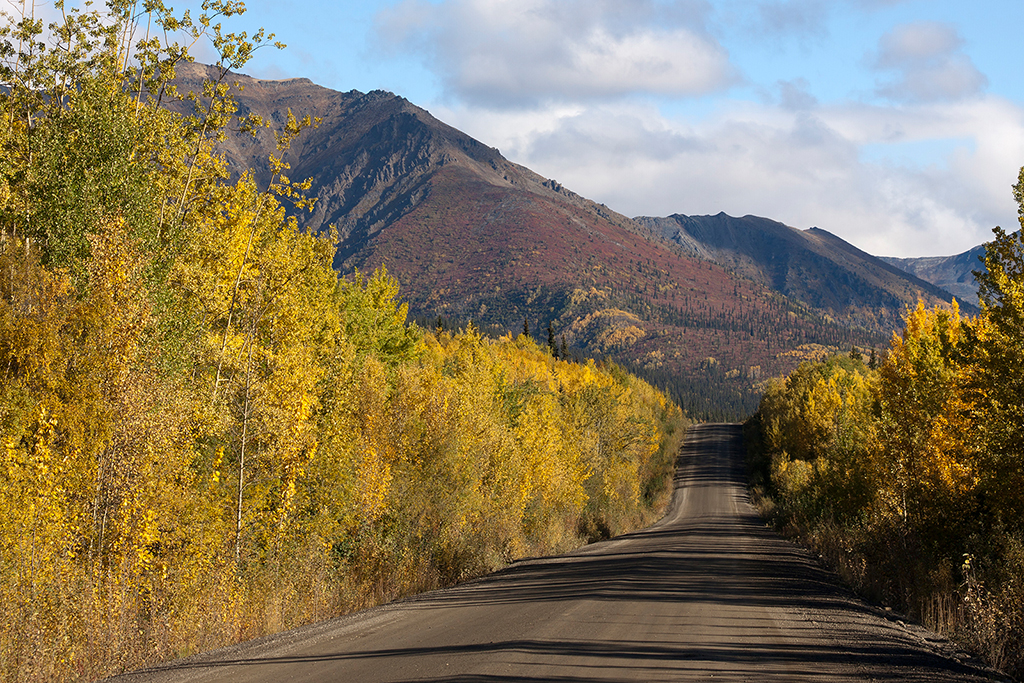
376,0,737,107
435,95,1024,258
876,21,961,65
871,22,987,103
777,78,818,110
379,2,1020,259
755,0,829,38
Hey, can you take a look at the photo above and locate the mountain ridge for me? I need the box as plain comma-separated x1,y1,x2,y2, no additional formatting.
179,64,969,417
880,243,991,303
634,212,970,332
171,63,647,263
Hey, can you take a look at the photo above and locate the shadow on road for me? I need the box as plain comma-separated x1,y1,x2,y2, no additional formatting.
393,424,851,615
115,424,1000,683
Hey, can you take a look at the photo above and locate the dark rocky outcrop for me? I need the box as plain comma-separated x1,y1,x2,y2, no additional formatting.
635,212,973,332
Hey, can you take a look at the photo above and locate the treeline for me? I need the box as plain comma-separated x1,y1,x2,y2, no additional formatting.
749,225,1024,677
614,286,883,353
614,289,883,421
0,4,687,681
623,360,761,422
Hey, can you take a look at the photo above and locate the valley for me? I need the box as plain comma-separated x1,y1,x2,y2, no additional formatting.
3,6,1020,681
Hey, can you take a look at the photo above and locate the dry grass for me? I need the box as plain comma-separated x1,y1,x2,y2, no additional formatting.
747,500,1024,681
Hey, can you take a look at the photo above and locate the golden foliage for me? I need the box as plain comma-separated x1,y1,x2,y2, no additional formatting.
0,5,689,680
756,287,1024,676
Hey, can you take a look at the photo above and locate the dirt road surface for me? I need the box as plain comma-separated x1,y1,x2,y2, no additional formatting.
110,423,1006,682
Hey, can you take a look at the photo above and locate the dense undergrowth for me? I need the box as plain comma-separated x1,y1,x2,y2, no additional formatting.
0,3,687,680
749,225,1024,678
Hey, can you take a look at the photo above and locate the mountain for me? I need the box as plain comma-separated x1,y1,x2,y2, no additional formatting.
176,64,954,418
169,63,644,254
880,242,992,304
634,213,973,332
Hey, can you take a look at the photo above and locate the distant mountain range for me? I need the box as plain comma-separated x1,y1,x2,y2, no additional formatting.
634,213,976,331
879,244,989,304
179,64,974,418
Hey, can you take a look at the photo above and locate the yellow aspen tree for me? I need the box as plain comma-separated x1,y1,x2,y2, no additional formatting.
878,301,977,540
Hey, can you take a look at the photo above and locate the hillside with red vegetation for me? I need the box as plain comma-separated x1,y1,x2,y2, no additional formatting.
348,165,879,417
189,65,906,417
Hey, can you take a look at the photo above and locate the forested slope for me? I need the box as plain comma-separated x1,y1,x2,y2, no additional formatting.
168,63,893,421
0,4,686,681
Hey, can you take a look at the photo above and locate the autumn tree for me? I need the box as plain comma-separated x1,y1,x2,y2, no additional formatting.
877,301,977,548
970,218,1024,533
0,3,689,680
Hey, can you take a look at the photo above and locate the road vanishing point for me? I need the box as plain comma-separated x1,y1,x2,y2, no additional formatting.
112,423,1005,682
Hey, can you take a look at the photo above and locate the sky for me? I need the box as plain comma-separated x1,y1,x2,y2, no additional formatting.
86,1,1024,256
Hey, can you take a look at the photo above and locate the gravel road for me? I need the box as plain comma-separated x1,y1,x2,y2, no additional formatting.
110,423,1007,682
